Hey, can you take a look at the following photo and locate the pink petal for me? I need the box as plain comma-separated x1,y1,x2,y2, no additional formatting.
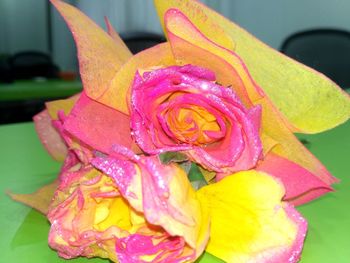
63,92,136,155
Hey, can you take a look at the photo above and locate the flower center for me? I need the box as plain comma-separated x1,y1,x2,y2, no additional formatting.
166,105,221,145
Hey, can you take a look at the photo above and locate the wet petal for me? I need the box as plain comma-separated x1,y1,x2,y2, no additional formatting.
48,167,129,262
63,92,138,154
162,9,334,188
197,170,307,262
92,153,210,259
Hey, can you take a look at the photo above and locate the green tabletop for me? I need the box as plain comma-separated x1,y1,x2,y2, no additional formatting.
0,80,82,101
0,121,349,262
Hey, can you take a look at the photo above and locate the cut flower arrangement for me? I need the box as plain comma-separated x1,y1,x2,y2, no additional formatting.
9,0,350,262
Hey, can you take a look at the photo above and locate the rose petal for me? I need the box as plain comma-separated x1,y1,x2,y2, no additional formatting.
48,167,127,262
63,92,137,155
92,151,210,259
130,65,263,173
197,170,307,262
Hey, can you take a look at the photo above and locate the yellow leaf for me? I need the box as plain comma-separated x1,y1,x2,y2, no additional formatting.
8,180,58,215
104,17,133,62
98,43,175,114
51,0,131,102
46,94,79,120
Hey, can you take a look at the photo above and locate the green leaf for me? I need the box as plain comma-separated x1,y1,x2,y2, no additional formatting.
188,163,206,182
159,151,188,164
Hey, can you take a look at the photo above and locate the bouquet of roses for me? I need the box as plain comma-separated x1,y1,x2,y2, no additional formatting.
10,0,350,262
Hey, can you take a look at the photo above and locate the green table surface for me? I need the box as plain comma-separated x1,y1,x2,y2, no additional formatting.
0,121,349,262
0,80,82,101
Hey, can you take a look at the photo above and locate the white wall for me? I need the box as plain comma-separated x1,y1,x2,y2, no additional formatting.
59,0,350,71
51,3,77,71
76,0,163,35
0,0,8,54
215,0,350,49
2,0,350,70
0,0,48,54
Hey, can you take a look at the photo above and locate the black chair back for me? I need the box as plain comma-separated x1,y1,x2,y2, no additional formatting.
121,32,166,54
8,51,60,80
281,29,350,87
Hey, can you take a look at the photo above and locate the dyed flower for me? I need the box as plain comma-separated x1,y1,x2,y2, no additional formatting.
131,65,262,173
45,0,350,205
48,148,210,262
90,147,306,262
10,0,349,263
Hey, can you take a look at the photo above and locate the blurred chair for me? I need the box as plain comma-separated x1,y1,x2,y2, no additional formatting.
0,55,13,83
280,29,350,88
8,51,60,80
121,32,166,54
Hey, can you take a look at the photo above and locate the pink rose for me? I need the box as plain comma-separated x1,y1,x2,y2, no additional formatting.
131,65,263,173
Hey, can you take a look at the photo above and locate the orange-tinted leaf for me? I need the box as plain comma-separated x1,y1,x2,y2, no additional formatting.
51,0,130,102
97,43,175,114
257,96,337,186
33,110,67,162
155,0,235,51
8,180,58,215
162,7,336,191
46,94,80,120
164,9,263,107
154,0,350,133
104,17,133,61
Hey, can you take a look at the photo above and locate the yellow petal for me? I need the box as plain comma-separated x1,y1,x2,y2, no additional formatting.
197,170,303,262
51,0,130,102
164,163,210,252
154,0,350,133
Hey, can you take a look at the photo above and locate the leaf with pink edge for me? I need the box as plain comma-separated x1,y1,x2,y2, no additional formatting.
155,0,350,133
